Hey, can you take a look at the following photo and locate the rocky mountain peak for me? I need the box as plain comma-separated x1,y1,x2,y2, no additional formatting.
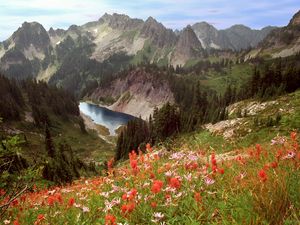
99,13,143,30
289,10,300,26
172,25,203,65
192,22,219,49
12,22,50,51
48,27,66,37
141,16,177,47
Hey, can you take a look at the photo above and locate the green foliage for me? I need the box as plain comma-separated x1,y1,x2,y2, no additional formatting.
42,127,94,184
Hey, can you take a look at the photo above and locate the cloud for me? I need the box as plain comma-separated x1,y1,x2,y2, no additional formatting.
0,0,299,41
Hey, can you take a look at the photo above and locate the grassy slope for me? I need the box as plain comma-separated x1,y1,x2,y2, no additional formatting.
3,131,299,224
200,63,253,94
3,114,115,166
2,90,300,224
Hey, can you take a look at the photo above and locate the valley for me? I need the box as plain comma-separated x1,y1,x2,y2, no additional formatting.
0,5,300,225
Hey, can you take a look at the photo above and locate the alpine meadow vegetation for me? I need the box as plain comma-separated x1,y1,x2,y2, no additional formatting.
1,132,299,224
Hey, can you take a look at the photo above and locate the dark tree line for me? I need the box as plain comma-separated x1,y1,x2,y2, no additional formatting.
43,124,95,184
0,75,80,126
237,56,300,101
0,75,25,120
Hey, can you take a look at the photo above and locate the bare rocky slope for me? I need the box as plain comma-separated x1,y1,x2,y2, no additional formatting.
88,68,174,119
246,10,300,59
0,13,276,82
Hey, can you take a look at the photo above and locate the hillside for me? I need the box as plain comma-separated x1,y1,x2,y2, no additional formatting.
88,67,174,119
0,77,115,184
1,129,299,224
246,10,300,59
0,13,276,97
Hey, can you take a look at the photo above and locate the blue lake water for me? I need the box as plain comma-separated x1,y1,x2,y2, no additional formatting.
79,102,135,135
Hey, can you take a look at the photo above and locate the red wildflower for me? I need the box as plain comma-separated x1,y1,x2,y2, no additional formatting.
194,192,202,203
169,177,181,189
212,165,218,173
146,143,152,152
270,161,278,168
150,201,157,208
211,153,217,166
0,189,5,196
151,180,164,194
37,214,45,220
130,160,138,170
13,219,20,225
107,158,114,170
185,162,198,170
121,202,135,214
128,188,137,200
291,132,297,141
47,196,55,206
11,199,19,207
105,214,116,225
122,193,128,201
258,169,267,182
218,168,225,174
68,198,75,207
149,172,155,179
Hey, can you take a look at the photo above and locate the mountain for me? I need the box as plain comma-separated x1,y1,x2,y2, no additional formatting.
192,22,276,51
246,10,300,59
0,13,278,94
0,22,52,79
171,25,204,66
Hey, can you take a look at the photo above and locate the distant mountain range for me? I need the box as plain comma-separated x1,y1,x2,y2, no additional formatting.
0,10,299,96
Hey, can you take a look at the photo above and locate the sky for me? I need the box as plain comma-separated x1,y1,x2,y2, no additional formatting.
0,0,299,41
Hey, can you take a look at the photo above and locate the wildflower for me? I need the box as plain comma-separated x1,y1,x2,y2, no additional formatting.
11,199,18,207
0,189,5,196
218,168,225,174
152,212,164,223
82,206,90,213
258,169,267,182
146,143,152,152
121,202,135,214
283,151,296,159
152,180,164,194
169,177,181,189
68,198,75,207
4,220,10,225
211,153,217,166
128,188,137,200
194,192,202,203
13,219,20,225
291,132,297,141
151,201,157,208
37,214,45,220
107,158,115,170
183,173,192,182
105,214,116,225
130,160,138,170
34,214,45,225
204,177,215,185
270,161,278,168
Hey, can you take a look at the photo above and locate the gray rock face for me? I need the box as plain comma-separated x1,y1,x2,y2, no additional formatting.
140,17,177,47
12,22,50,51
192,22,224,49
254,10,300,57
99,13,143,30
175,25,203,57
192,22,276,51
289,10,300,26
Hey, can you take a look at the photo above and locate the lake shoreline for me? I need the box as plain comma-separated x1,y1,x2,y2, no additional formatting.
79,102,135,136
